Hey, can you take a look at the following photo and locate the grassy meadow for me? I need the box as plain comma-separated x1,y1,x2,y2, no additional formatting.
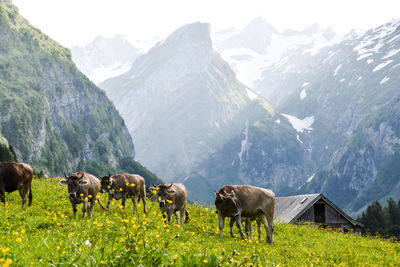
0,178,399,266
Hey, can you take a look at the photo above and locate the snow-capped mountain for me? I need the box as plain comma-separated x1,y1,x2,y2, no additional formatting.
254,18,400,214
71,35,141,84
212,17,341,88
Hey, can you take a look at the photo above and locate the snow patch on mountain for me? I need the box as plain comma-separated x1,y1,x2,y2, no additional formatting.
282,114,314,133
373,60,393,72
300,89,307,100
246,88,258,100
380,76,390,84
334,64,342,76
382,48,400,59
307,173,316,183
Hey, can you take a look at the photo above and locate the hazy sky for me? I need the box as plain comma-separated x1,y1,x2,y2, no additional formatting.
12,0,400,48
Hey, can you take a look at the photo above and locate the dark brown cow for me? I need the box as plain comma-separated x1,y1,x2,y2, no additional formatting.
0,162,33,210
59,172,106,217
150,183,189,226
215,185,276,244
99,173,147,214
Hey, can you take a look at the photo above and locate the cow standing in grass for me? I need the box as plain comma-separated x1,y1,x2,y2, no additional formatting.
99,174,147,214
150,183,189,226
215,185,276,244
59,172,106,217
0,162,33,210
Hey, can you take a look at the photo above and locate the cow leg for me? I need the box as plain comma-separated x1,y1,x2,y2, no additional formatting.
265,212,274,244
257,218,262,240
229,217,235,237
218,214,225,238
179,208,185,226
167,209,173,225
175,211,179,225
0,182,5,206
107,194,112,211
234,215,246,239
245,218,253,240
141,190,147,214
71,202,77,217
121,194,127,210
88,199,96,217
259,215,273,244
132,196,138,215
18,184,29,210
82,199,88,217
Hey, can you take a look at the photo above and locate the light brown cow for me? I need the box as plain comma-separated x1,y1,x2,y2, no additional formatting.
59,172,106,217
215,185,276,244
150,183,189,226
0,162,33,210
99,174,147,214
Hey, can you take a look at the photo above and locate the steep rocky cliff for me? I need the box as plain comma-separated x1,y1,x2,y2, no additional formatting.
101,22,310,202
0,1,135,175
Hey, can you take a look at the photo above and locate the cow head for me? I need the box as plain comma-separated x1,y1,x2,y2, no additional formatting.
150,183,174,208
100,174,114,194
215,190,241,217
59,172,87,198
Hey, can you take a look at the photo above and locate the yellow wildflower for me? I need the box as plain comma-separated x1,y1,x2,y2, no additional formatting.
166,199,173,204
16,237,22,243
131,183,135,187
120,188,123,191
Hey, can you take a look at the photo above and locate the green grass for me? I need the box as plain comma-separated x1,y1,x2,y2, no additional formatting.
0,178,399,266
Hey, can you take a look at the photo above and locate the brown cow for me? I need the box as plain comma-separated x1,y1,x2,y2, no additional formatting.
0,162,33,210
150,183,189,226
59,172,106,217
99,173,147,214
215,185,276,244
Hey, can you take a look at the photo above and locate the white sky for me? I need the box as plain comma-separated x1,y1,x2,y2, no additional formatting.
12,0,400,48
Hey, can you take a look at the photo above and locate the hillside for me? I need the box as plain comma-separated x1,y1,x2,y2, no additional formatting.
0,1,162,183
0,178,399,266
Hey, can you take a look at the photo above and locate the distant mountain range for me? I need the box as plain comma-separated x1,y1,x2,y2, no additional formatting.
71,17,400,214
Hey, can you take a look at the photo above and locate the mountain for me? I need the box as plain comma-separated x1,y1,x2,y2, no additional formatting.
213,17,339,88
0,0,145,178
101,22,309,202
253,18,400,214
71,35,140,84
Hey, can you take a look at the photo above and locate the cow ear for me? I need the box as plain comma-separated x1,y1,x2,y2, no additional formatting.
167,189,175,194
59,179,68,185
79,180,88,185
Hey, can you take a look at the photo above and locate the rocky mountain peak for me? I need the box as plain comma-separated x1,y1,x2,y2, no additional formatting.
162,22,211,48
244,16,279,36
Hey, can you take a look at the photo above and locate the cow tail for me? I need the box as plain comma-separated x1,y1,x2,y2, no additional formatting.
96,198,107,211
28,184,32,206
185,209,190,223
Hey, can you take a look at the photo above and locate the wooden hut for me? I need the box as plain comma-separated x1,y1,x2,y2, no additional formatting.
275,193,362,232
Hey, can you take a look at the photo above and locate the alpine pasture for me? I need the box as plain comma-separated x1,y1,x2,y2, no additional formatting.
0,178,399,266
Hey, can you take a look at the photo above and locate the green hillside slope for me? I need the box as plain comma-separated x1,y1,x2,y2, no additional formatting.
0,1,135,175
0,178,398,266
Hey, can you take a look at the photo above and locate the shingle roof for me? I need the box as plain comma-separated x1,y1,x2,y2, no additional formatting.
274,193,321,223
274,193,362,227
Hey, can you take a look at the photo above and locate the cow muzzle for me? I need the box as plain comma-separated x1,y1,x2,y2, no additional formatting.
159,200,166,207
69,192,77,198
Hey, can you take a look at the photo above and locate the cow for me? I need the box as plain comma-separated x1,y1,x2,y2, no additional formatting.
59,172,106,217
0,162,33,210
99,173,147,214
215,185,276,244
150,183,190,226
